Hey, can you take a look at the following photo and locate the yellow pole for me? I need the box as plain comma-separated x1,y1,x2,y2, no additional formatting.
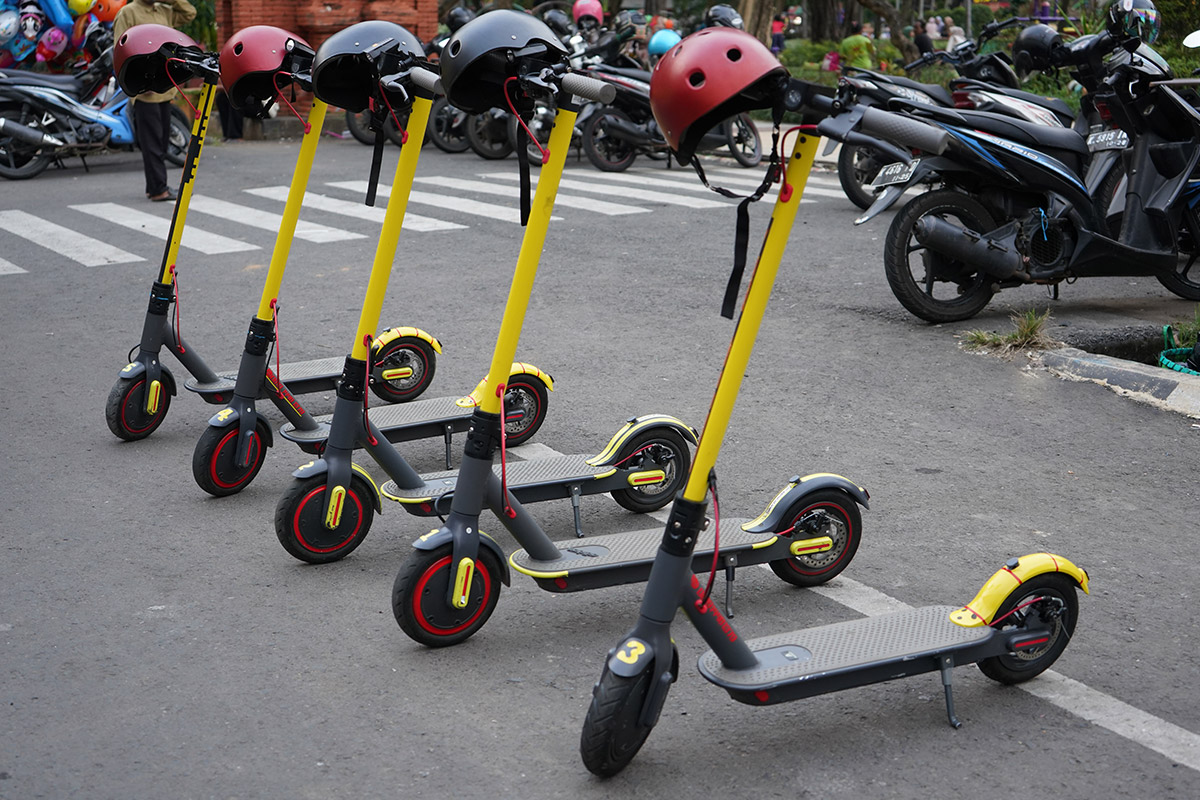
682,133,821,502
158,81,218,284
476,108,577,416
255,99,329,321
349,94,433,362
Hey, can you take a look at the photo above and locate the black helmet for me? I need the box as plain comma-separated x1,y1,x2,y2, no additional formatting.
439,10,568,114
704,4,744,30
614,10,645,37
445,6,476,33
1107,0,1159,44
542,8,572,39
1011,23,1062,77
311,20,424,112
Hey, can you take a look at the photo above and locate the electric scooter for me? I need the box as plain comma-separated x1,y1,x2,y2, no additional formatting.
272,25,700,565
578,79,1088,777
384,15,868,648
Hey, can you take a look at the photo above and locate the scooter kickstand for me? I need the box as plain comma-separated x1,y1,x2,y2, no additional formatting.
443,423,454,469
939,655,963,729
570,484,584,538
724,554,737,618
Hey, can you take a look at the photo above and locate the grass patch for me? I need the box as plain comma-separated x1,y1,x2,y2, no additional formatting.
1167,306,1200,349
962,309,1057,357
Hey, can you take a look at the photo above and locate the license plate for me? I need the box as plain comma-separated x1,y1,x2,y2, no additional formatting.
871,161,915,188
1087,129,1129,152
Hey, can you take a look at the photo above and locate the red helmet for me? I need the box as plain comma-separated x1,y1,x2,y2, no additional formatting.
114,23,201,95
220,25,313,118
650,28,787,164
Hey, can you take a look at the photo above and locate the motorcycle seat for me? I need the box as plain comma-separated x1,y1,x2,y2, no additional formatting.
912,105,1089,175
950,79,1075,122
0,70,90,98
845,68,954,106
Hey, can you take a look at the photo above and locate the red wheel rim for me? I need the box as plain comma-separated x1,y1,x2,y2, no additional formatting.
120,378,161,435
208,429,261,490
292,484,364,554
785,502,853,577
411,555,493,637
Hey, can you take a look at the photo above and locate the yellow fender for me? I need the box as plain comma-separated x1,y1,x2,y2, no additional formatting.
456,363,554,408
373,326,443,354
950,553,1089,628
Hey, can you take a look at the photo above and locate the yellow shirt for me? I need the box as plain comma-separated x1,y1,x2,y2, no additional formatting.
112,0,198,104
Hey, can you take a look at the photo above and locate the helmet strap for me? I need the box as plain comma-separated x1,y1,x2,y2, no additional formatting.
689,103,784,319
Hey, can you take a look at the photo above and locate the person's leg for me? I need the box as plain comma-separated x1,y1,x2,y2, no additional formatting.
135,100,170,197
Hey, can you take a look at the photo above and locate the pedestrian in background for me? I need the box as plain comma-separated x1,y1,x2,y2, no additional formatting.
911,21,933,54
771,13,786,56
112,0,197,202
840,21,875,69
945,24,966,50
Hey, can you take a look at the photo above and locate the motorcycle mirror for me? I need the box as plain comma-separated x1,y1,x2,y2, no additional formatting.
1184,30,1200,48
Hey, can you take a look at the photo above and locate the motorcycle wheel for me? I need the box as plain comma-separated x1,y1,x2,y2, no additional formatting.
427,97,470,153
506,106,555,167
837,143,887,210
465,110,514,160
582,107,637,172
726,113,762,168
164,106,191,167
1157,223,1200,301
883,189,997,323
345,110,375,145
0,102,54,180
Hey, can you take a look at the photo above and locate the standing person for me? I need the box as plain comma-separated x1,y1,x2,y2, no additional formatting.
839,21,875,69
945,24,966,50
770,12,786,56
112,0,197,201
912,20,933,54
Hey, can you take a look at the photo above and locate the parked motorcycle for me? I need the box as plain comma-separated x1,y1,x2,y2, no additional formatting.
0,39,189,179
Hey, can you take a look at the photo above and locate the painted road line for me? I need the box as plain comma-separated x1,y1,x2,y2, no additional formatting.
698,170,850,199
245,187,465,232
326,181,561,224
70,203,258,255
189,195,365,243
480,172,728,209
706,165,843,187
0,256,28,275
0,210,144,266
414,176,646,216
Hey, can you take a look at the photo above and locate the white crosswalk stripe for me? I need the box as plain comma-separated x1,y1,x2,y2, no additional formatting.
481,171,728,208
189,195,365,243
0,255,28,275
695,168,850,199
326,181,563,224
244,187,466,232
70,203,259,255
0,209,144,267
414,176,646,216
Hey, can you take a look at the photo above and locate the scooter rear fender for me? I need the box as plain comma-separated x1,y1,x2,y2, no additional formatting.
455,362,555,408
951,553,1090,627
291,459,382,513
412,526,511,586
373,326,443,355
586,415,700,467
741,473,869,534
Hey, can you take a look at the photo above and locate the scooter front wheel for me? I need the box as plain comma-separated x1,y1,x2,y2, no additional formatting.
370,335,437,403
274,474,374,564
105,375,172,441
768,489,862,587
392,543,503,647
580,665,658,777
192,421,269,497
977,573,1078,684
610,428,690,513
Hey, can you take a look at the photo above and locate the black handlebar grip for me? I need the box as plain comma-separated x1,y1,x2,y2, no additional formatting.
858,106,948,154
561,72,616,104
410,66,443,96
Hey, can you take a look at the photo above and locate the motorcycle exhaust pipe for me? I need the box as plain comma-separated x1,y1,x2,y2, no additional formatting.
913,216,1026,281
0,117,64,148
601,115,657,146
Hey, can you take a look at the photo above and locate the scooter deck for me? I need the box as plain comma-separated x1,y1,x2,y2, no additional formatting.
698,605,994,705
510,519,775,592
184,355,344,398
280,395,471,447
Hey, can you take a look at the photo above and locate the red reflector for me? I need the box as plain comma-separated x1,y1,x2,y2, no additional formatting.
555,577,568,589
420,503,433,513
754,690,769,703
951,90,975,109
1094,100,1112,123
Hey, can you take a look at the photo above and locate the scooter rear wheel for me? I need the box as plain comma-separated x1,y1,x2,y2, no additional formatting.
580,666,657,777
192,420,269,497
370,335,437,403
105,375,172,441
392,543,503,647
977,573,1078,684
610,428,691,513
502,374,549,448
769,489,861,587
274,474,374,564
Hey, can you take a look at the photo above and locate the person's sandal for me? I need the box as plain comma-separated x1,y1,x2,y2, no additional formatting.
149,189,177,202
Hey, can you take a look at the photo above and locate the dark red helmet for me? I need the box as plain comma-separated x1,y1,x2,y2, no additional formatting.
220,26,314,118
311,20,424,113
114,23,201,96
439,9,568,114
650,28,787,164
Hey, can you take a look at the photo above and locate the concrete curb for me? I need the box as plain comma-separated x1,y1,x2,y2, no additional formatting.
1040,346,1200,419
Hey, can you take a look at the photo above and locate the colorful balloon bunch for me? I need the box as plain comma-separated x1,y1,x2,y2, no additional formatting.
0,0,121,69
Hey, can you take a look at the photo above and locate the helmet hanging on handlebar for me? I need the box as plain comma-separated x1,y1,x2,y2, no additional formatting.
310,20,424,113
114,23,202,96
220,26,314,119
1011,23,1062,78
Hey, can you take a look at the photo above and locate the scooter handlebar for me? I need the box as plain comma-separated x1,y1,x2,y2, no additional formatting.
858,106,948,154
561,71,616,104
409,65,443,96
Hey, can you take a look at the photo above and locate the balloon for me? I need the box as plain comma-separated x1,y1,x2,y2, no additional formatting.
70,9,95,46
36,24,67,61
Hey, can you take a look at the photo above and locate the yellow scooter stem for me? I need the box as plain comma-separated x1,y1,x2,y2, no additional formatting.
683,133,821,503
255,99,329,322
349,95,434,362
157,81,218,286
476,108,578,416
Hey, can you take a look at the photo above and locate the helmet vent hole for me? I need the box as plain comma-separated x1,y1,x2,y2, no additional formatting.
727,47,742,62
118,33,127,45
688,70,705,87
449,39,461,57
233,42,243,56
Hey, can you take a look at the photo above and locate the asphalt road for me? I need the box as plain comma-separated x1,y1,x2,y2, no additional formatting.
2,130,1198,799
